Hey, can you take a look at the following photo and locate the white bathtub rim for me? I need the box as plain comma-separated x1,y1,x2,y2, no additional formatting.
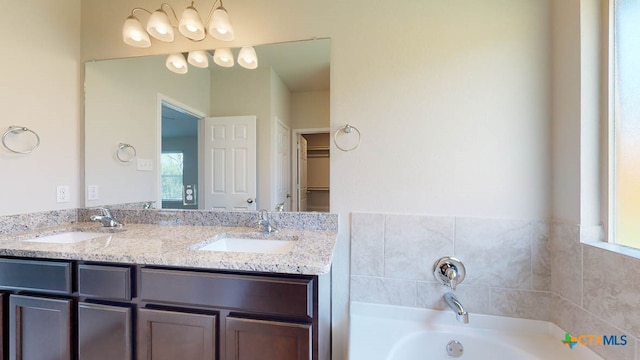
349,301,604,360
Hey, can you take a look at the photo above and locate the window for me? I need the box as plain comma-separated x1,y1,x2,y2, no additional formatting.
161,152,184,201
611,0,640,248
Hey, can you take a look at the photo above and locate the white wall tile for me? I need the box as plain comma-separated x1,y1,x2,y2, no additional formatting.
583,245,640,339
491,288,551,321
384,214,454,281
350,275,416,306
532,221,551,291
551,222,583,305
351,213,385,276
417,281,492,315
454,217,532,289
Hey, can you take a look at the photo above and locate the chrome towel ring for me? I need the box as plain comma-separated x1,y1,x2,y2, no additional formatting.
2,126,41,154
333,124,361,152
116,143,137,162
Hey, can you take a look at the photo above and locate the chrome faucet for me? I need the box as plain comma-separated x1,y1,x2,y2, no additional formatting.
444,292,469,324
433,257,466,290
90,207,122,228
257,209,277,233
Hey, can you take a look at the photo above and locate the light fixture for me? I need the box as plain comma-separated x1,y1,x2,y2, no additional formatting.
178,5,205,41
123,1,255,74
166,53,188,74
213,48,234,67
187,50,209,68
207,4,234,41
122,1,235,48
238,46,258,69
122,14,151,48
146,7,174,42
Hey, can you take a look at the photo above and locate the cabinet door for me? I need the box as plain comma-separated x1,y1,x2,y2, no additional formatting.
226,317,311,360
78,302,132,360
138,308,216,360
0,293,5,360
9,294,72,360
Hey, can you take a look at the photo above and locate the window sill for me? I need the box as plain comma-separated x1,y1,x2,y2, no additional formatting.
582,240,640,261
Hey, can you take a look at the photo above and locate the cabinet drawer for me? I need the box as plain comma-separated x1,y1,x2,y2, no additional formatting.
0,258,72,294
140,268,313,319
78,264,132,301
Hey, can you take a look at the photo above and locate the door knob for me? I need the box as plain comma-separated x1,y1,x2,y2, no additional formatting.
246,198,254,204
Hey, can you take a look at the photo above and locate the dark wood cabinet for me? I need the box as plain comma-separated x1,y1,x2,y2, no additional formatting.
0,257,330,360
8,294,72,360
226,317,311,360
78,302,132,360
0,293,5,360
138,308,217,360
139,267,329,359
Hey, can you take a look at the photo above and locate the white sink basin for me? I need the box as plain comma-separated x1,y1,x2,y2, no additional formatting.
197,237,296,254
22,232,107,244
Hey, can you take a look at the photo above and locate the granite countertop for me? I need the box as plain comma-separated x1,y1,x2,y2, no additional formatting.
0,222,338,275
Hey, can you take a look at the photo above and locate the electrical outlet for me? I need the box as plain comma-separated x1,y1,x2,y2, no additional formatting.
56,185,70,203
87,185,99,201
137,158,153,171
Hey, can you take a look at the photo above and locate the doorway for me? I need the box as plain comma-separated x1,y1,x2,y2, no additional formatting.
158,96,207,209
292,129,330,212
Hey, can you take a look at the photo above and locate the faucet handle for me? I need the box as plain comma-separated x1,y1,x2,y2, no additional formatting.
434,257,466,290
97,207,112,217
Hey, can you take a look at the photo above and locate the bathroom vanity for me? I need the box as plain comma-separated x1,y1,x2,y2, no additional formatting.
0,211,337,360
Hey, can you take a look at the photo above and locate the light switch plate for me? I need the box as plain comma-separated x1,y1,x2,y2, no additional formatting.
137,158,153,171
56,185,70,203
87,185,99,201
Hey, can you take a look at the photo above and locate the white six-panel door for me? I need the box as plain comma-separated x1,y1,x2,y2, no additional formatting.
203,116,257,210
274,118,291,211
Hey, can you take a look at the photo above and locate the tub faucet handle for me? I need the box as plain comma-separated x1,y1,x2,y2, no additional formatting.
434,257,466,290
446,267,458,290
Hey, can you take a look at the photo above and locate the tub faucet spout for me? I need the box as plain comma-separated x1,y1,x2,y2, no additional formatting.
444,292,469,324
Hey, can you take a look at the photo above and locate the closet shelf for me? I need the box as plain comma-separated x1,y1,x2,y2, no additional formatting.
307,186,330,191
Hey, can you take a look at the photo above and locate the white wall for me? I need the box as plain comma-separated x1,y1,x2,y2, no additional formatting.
0,0,81,216
85,56,210,207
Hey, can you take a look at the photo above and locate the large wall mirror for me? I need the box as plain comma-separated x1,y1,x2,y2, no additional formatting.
85,39,330,212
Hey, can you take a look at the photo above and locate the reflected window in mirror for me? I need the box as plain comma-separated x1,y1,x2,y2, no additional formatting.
161,152,184,202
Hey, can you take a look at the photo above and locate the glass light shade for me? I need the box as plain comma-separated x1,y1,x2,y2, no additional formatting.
238,46,258,69
178,6,205,41
207,7,234,41
166,53,188,74
213,48,234,67
188,51,209,68
122,16,151,48
146,9,174,42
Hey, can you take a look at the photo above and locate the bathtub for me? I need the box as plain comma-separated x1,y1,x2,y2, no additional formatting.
349,302,603,360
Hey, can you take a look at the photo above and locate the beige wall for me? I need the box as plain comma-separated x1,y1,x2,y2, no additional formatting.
0,0,81,215
292,91,330,130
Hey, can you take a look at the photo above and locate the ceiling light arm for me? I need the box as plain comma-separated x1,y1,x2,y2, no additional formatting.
159,3,180,29
203,0,224,24
129,7,152,17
